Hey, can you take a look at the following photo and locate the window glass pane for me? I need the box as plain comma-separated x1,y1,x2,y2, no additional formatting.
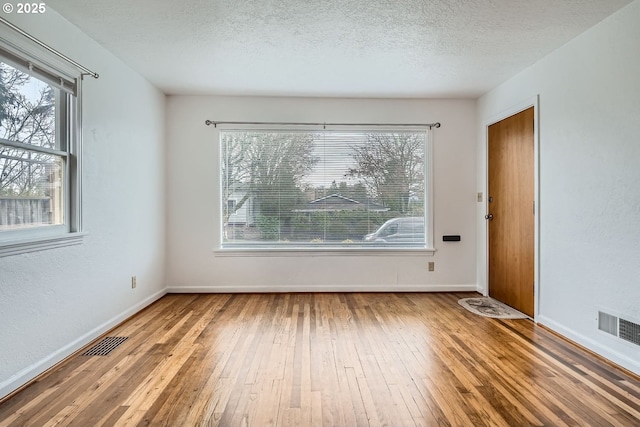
0,61,57,149
0,146,64,231
221,130,427,248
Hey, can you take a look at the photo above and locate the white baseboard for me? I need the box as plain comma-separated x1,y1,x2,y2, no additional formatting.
537,315,640,376
0,289,167,400
166,284,477,293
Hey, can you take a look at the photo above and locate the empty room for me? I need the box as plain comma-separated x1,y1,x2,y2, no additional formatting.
1,0,639,426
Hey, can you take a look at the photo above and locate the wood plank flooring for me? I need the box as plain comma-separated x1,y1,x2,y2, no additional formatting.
1,292,639,426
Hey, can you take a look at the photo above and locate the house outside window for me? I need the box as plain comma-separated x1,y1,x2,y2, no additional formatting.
0,40,83,256
220,129,433,250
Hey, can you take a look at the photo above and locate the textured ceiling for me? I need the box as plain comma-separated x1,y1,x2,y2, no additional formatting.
47,0,632,98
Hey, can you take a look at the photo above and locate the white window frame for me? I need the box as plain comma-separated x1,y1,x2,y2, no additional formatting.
215,126,435,256
0,33,84,257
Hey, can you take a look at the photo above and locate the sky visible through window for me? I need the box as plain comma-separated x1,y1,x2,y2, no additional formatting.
304,132,371,188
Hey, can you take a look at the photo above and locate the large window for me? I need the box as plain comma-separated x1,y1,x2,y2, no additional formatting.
0,42,82,255
220,129,432,250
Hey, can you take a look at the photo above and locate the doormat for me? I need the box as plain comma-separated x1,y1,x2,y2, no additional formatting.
458,297,529,319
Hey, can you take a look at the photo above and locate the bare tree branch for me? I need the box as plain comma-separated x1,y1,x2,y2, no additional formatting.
347,133,424,213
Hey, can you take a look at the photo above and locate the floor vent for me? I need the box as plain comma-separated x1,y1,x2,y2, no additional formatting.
598,311,618,336
619,319,640,346
82,336,128,356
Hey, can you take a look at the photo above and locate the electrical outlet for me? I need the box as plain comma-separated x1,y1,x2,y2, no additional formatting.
428,262,435,272
131,276,137,289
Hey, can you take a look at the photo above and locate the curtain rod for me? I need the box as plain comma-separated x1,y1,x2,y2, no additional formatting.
0,16,99,79
205,120,441,129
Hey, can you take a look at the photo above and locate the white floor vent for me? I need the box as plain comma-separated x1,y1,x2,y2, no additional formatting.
598,311,640,347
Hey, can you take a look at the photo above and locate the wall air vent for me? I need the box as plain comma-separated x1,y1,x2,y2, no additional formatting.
598,311,618,336
619,319,640,346
82,336,128,356
598,310,640,348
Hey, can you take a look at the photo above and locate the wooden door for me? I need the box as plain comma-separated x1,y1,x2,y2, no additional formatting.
488,107,535,317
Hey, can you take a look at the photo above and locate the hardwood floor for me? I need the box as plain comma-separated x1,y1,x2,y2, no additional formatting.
1,293,639,426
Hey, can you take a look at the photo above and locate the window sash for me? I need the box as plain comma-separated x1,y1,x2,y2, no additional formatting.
0,152,66,231
220,129,430,250
0,139,68,158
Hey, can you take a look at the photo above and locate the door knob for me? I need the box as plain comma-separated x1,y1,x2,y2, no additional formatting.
485,214,494,220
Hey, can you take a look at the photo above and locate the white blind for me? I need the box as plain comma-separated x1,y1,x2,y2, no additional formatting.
0,46,76,95
220,129,428,248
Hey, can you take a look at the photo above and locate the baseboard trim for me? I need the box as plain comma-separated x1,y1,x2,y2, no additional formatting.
0,288,167,401
537,315,640,376
166,284,477,293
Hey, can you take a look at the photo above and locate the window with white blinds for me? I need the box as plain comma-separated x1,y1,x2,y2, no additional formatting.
220,129,432,250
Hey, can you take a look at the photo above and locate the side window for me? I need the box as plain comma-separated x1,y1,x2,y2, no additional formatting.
0,61,64,231
0,36,87,256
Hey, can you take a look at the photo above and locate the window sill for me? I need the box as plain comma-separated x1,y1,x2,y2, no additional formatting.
0,232,86,257
214,247,436,257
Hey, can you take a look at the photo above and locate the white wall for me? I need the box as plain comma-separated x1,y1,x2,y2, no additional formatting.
477,0,640,374
0,11,167,398
167,96,477,292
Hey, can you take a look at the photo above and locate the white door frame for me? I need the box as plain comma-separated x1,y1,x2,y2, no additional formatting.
483,95,540,321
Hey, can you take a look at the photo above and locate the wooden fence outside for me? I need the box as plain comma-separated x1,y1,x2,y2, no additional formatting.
0,197,52,229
